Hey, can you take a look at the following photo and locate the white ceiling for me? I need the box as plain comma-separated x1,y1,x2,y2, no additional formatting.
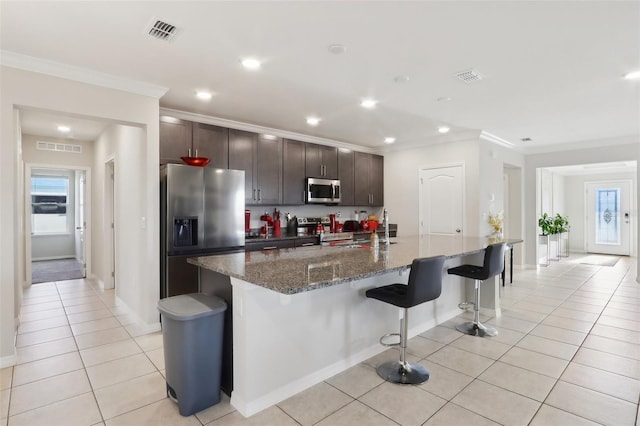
19,109,109,142
2,1,639,153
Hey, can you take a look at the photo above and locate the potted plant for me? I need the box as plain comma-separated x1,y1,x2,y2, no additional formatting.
488,210,504,238
538,213,553,236
552,213,569,234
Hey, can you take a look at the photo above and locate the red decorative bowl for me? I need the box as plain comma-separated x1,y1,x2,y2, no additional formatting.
181,156,210,167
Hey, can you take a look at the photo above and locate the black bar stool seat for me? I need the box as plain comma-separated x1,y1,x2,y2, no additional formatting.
448,243,506,337
366,256,445,384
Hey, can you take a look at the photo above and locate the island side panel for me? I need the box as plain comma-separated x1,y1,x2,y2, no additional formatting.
229,262,465,417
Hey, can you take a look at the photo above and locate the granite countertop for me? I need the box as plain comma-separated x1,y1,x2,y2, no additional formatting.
189,235,523,295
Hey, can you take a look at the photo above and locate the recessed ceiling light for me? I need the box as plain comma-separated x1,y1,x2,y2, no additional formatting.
241,58,262,70
306,117,320,126
328,44,347,54
393,75,410,84
437,96,452,102
623,70,640,80
437,126,450,134
384,137,396,144
57,125,70,133
360,99,378,109
195,90,212,101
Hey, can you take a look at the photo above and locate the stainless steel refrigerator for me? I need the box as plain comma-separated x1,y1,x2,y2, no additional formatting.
160,164,245,298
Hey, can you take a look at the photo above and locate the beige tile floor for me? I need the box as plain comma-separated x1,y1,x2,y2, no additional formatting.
1,254,639,425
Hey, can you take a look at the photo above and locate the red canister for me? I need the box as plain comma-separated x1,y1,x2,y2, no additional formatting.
244,210,251,232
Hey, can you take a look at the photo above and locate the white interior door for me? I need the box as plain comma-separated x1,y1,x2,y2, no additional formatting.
105,160,116,289
419,165,464,236
75,171,87,277
586,180,632,255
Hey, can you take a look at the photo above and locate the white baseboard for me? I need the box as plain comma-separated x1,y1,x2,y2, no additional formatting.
0,352,16,368
113,295,161,336
32,256,76,261
1,325,17,368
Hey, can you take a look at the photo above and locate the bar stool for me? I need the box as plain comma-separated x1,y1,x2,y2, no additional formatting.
365,256,445,384
448,243,506,337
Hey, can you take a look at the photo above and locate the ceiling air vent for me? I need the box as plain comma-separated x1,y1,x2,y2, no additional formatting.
146,19,178,42
455,69,484,83
37,141,82,154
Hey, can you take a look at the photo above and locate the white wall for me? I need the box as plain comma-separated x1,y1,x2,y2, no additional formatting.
552,173,565,216
92,124,147,316
478,139,526,238
539,168,553,215
0,66,160,367
384,138,481,237
22,134,95,167
524,142,639,267
383,137,525,248
564,172,637,254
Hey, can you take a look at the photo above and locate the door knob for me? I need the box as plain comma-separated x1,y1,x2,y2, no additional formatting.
456,229,461,233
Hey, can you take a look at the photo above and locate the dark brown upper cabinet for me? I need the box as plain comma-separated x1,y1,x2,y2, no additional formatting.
160,116,192,165
229,129,282,205
192,122,229,169
282,139,306,205
337,149,355,206
305,143,338,179
160,117,228,168
354,152,384,206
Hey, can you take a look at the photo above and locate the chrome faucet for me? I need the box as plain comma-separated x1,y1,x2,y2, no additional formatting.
383,208,390,247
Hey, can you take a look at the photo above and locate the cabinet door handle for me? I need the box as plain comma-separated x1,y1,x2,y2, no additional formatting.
252,189,256,200
301,242,315,246
262,246,278,250
258,189,261,201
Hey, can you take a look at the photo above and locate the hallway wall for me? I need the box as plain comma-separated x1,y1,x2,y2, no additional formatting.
0,66,161,367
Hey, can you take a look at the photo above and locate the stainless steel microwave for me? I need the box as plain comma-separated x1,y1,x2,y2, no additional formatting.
306,178,341,204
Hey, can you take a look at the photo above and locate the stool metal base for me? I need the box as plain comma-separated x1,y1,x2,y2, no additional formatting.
456,321,498,337
376,360,430,384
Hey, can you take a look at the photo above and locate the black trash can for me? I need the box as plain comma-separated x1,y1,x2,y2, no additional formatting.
157,293,227,416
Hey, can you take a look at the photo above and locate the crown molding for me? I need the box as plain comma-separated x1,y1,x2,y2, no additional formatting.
378,129,482,154
522,134,639,155
160,107,377,154
479,130,519,149
1,50,168,99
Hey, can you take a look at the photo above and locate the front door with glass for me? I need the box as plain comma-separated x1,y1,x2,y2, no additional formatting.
586,181,632,255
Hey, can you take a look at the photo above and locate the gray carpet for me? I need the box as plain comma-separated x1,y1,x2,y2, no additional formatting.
32,259,84,284
579,255,620,267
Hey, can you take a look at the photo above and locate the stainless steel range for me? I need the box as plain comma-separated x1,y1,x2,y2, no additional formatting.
296,216,330,235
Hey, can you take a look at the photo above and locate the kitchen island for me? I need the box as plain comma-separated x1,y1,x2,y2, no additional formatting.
189,235,521,417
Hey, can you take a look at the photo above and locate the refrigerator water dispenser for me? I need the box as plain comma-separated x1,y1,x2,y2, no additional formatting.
173,217,198,247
